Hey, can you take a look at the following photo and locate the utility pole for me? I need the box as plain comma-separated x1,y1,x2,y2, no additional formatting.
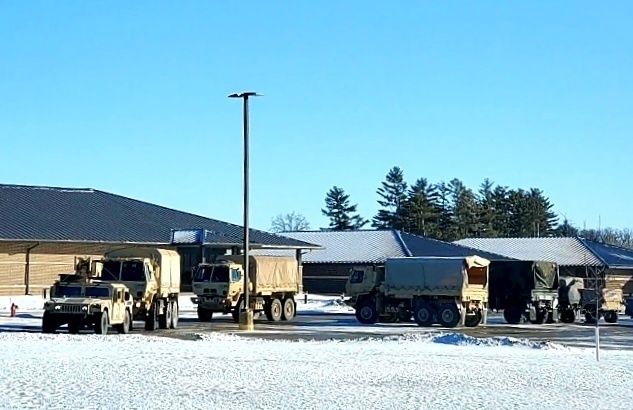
228,91,262,331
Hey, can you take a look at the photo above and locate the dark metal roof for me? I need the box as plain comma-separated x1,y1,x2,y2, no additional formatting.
0,184,318,249
251,229,513,263
580,238,633,270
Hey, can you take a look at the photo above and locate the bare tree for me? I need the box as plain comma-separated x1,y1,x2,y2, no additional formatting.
270,212,311,233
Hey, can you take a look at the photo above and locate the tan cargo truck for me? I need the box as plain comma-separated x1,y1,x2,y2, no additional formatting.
191,255,301,323
42,263,134,335
96,247,181,331
558,275,624,324
345,256,490,328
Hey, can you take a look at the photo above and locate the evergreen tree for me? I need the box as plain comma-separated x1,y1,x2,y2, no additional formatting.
432,182,454,241
449,178,480,239
321,186,368,230
372,166,408,230
402,178,439,236
477,178,497,237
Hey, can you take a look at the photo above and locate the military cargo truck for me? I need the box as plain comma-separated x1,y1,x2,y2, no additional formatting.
96,247,181,331
345,256,490,328
558,275,623,323
191,255,301,323
42,260,134,335
488,261,560,325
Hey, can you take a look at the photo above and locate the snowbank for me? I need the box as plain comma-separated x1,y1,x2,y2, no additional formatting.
0,332,630,409
294,293,354,315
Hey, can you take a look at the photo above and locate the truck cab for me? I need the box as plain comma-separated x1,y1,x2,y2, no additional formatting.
344,265,384,308
96,256,156,316
191,260,247,321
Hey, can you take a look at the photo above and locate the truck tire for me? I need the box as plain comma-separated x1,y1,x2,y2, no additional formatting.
464,310,482,327
281,297,296,321
355,300,378,324
585,310,599,324
94,311,109,335
398,310,412,322
560,309,575,323
198,307,213,322
42,312,57,333
170,300,179,329
503,307,522,325
265,298,283,322
604,311,618,324
378,313,398,323
529,310,546,325
145,303,159,330
159,300,170,330
413,302,434,327
438,304,460,328
116,310,131,334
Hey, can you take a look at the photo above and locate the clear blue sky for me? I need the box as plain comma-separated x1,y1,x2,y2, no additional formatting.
1,1,631,232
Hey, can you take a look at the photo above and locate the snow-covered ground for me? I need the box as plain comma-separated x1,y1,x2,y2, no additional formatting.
0,331,631,409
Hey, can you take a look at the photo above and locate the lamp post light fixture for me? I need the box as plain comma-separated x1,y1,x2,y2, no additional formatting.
228,91,262,331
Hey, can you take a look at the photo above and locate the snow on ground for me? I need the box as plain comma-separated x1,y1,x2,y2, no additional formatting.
0,331,631,409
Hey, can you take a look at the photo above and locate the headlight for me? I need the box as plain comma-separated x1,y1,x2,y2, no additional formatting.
54,305,61,310
82,306,88,311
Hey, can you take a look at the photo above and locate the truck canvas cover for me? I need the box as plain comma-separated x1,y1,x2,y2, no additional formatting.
221,255,300,294
489,261,558,295
382,256,490,294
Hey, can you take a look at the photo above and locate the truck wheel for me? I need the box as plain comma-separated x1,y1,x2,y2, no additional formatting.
355,300,378,324
42,312,57,333
266,298,283,322
503,307,522,325
198,307,213,322
398,310,412,322
159,300,170,330
438,304,460,328
560,310,576,323
464,310,482,327
281,297,296,321
170,300,179,329
116,310,131,334
584,310,599,324
604,311,618,324
529,310,546,325
413,302,434,327
94,311,109,335
145,303,159,330
378,313,398,323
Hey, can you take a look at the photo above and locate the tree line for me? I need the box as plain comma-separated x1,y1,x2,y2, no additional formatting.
270,166,632,249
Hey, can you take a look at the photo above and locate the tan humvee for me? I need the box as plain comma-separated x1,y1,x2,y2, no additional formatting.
42,280,134,335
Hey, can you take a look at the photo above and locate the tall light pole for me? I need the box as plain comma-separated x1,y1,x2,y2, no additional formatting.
228,91,262,331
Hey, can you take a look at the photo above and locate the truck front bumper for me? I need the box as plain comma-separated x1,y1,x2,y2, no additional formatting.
196,295,233,312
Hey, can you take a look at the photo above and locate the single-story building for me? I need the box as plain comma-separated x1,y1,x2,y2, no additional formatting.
252,229,512,295
0,183,319,296
454,237,633,296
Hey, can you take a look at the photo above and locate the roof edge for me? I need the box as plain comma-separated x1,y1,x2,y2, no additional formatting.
392,230,413,257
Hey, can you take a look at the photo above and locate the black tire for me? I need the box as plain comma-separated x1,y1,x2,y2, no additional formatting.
355,300,378,324
159,300,170,330
529,310,547,325
42,311,57,333
413,302,434,327
281,297,296,321
145,303,159,330
398,310,412,322
197,307,213,322
438,304,461,328
94,311,109,335
378,313,398,323
170,300,179,329
464,310,482,327
503,307,523,325
604,311,618,324
116,310,131,334
585,310,599,324
560,310,576,323
266,298,283,322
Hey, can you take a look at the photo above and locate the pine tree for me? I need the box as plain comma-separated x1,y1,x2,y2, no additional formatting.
402,178,439,236
372,166,408,230
477,179,497,237
433,181,454,241
449,178,480,240
321,186,368,230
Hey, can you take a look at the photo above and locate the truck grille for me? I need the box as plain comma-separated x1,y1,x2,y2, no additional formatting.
59,304,85,314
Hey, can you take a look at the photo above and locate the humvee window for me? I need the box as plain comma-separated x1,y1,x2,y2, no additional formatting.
85,287,110,298
54,286,82,297
350,270,365,284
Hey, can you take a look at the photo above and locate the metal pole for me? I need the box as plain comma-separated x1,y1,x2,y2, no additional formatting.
243,95,250,315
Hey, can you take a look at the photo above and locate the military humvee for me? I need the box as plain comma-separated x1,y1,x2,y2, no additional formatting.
42,273,134,335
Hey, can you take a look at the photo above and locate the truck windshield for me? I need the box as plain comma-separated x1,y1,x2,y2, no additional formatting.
193,266,229,283
85,287,110,298
54,286,82,297
100,261,146,282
